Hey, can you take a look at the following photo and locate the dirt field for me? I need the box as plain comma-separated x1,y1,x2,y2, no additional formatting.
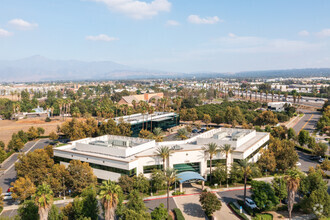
0,118,64,145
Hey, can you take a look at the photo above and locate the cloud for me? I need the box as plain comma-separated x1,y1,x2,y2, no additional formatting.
214,33,321,53
187,15,222,24
0,28,13,37
316,28,330,38
86,34,119,41
166,20,180,26
8,19,38,30
90,0,171,19
298,30,309,36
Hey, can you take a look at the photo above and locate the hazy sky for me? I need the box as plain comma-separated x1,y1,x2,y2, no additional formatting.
1,0,330,73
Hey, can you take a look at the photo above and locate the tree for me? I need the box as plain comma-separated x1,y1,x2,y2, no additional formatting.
251,181,279,210
151,169,166,193
220,144,233,187
33,183,53,220
204,143,220,185
257,149,276,174
203,114,211,127
66,160,97,195
156,146,171,171
229,162,243,186
177,128,189,140
254,111,278,126
7,134,24,151
153,127,164,142
11,176,36,202
81,186,99,220
15,149,54,186
320,158,330,171
199,191,222,217
126,190,147,213
17,200,39,220
271,176,287,205
165,168,177,212
313,143,328,157
133,173,150,194
302,188,330,218
99,180,122,220
118,175,134,194
285,169,301,219
139,129,153,139
213,164,226,187
0,141,5,149
48,163,69,196
238,159,259,202
287,128,296,140
49,131,58,141
37,127,45,136
151,203,168,220
0,147,7,163
27,126,39,140
271,126,287,140
298,130,310,146
48,205,61,220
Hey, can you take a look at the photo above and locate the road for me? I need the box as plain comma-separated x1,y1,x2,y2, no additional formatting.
292,110,321,134
0,139,51,192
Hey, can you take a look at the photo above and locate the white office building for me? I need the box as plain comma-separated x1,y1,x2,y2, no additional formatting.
54,128,269,181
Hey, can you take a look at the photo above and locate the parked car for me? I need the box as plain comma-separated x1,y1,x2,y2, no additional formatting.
245,198,257,209
310,155,322,161
319,158,325,163
296,162,301,166
192,129,199,133
3,192,12,200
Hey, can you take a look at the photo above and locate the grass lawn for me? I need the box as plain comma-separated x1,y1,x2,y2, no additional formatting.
253,213,273,220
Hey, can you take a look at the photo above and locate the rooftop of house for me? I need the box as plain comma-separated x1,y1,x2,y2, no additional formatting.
112,112,177,125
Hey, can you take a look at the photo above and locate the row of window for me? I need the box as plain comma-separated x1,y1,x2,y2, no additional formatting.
173,162,200,173
233,140,269,164
143,164,163,173
54,156,136,176
207,159,226,167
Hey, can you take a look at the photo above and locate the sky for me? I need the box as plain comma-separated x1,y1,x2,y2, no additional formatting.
1,0,330,73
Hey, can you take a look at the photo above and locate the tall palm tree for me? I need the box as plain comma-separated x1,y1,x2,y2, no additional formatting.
165,168,178,212
278,91,281,101
99,179,122,220
285,169,301,219
220,144,233,188
204,143,220,185
298,94,301,103
284,93,288,102
33,183,53,220
153,127,164,142
156,146,171,171
265,90,268,102
260,90,263,101
238,159,258,202
271,90,274,102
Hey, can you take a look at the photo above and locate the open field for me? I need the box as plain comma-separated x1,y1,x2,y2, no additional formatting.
0,118,63,146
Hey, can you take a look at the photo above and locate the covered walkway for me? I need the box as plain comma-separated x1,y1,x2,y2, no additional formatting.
177,171,206,192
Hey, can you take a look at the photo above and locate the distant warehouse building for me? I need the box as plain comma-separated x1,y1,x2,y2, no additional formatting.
112,112,180,137
267,102,291,112
54,128,269,182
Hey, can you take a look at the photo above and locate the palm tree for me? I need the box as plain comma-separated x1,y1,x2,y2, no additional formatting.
284,93,288,102
33,183,53,220
204,143,220,185
265,90,268,102
220,144,233,188
260,90,263,101
156,146,171,171
278,91,281,101
165,168,178,212
238,159,258,202
153,127,163,142
298,94,301,103
99,179,122,220
271,90,274,102
285,169,301,219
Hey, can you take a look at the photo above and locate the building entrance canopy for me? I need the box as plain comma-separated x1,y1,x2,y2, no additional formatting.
177,171,206,183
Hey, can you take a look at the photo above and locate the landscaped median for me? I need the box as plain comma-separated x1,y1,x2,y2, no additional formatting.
227,202,249,220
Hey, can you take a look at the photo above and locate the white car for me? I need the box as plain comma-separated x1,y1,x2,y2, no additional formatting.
319,158,325,163
296,162,301,166
245,198,257,209
2,192,12,200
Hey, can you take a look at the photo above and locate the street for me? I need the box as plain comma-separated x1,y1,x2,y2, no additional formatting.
292,110,321,134
0,139,51,192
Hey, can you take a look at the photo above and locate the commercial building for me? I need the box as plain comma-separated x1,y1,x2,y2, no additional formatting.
267,102,291,112
113,112,179,137
54,128,269,182
117,92,164,106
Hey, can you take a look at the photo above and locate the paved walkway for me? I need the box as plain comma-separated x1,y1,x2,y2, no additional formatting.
173,194,207,220
214,193,239,220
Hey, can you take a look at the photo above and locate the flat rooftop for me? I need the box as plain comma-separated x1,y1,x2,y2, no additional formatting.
112,112,177,125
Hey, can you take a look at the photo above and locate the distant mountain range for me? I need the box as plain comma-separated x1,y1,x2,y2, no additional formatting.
0,56,329,82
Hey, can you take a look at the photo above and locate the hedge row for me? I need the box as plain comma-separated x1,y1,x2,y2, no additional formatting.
228,202,249,220
237,200,256,216
173,208,185,220
295,145,330,160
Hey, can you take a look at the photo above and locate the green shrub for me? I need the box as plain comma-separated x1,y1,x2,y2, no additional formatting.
253,213,273,220
172,191,185,196
228,202,249,220
237,199,256,216
173,208,185,220
45,117,51,122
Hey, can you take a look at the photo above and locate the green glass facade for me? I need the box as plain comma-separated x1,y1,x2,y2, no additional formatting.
173,162,200,173
207,159,226,167
143,164,163,173
131,114,180,137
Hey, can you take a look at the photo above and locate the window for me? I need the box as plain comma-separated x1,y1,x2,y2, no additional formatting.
53,156,136,176
143,164,163,173
174,162,200,173
207,159,226,167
